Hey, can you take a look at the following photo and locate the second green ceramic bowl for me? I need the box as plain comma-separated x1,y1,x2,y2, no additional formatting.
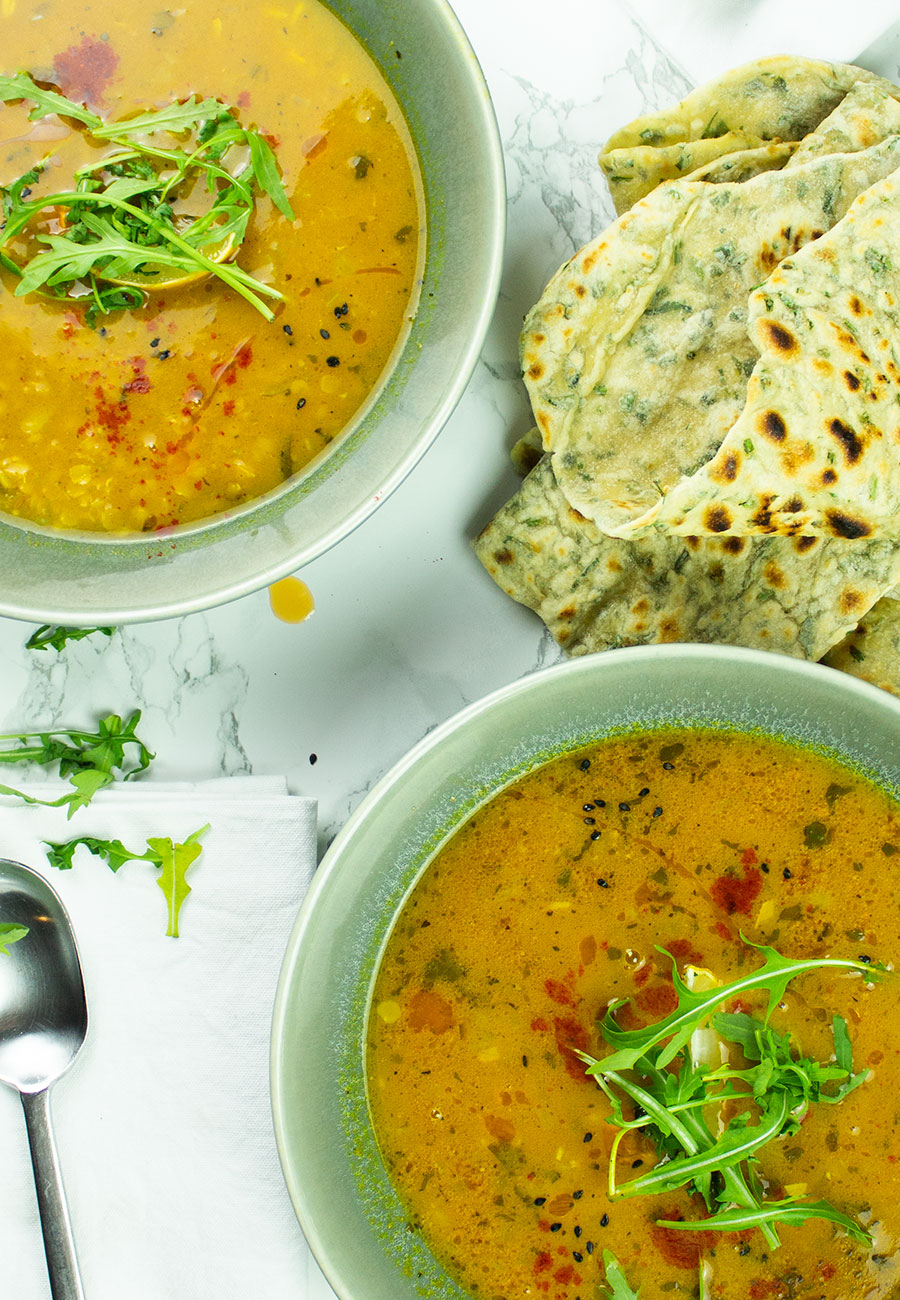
270,645,900,1300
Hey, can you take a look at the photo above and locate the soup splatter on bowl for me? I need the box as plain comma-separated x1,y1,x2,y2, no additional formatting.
0,0,422,532
271,648,900,1300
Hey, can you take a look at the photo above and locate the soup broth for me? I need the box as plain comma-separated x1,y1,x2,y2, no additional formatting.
367,730,900,1300
0,0,422,531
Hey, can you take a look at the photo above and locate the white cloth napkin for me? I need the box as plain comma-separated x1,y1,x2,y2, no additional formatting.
624,0,898,85
0,776,334,1300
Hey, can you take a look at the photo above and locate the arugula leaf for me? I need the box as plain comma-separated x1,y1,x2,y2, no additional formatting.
247,130,295,220
26,625,115,653
0,922,28,955
595,940,876,1072
0,71,100,128
44,824,209,936
0,711,153,817
599,1250,640,1300
657,1198,870,1246
151,826,208,937
831,1014,871,1100
0,81,293,323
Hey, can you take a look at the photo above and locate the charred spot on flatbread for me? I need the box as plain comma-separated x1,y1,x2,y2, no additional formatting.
782,496,803,514
822,468,838,485
722,536,745,554
711,452,740,482
794,535,818,552
764,561,786,588
828,417,864,463
841,588,864,613
493,548,515,565
764,320,799,355
826,510,872,539
844,370,861,391
527,362,545,381
849,295,866,316
704,505,732,533
760,410,787,442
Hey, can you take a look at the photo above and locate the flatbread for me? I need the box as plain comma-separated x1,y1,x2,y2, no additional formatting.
787,80,900,165
523,134,900,537
822,596,900,695
681,140,797,185
644,165,900,539
474,456,900,660
600,56,899,213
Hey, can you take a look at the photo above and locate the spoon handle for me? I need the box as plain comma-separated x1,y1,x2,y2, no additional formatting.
21,1088,85,1300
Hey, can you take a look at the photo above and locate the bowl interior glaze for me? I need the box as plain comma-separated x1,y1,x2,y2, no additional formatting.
0,0,504,624
270,645,900,1300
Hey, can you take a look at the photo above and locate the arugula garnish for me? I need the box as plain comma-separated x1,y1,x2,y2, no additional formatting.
0,711,152,818
0,72,294,324
598,1250,639,1300
45,824,209,937
26,625,115,653
582,939,879,1251
0,922,28,955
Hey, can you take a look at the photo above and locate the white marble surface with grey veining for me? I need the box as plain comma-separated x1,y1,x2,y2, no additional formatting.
0,1,892,863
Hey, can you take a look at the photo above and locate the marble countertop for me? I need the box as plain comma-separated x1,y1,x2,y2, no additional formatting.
2,5,899,840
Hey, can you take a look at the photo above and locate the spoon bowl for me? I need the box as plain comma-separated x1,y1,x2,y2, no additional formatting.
0,859,88,1300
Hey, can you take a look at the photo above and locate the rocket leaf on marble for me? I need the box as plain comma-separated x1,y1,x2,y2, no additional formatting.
25,625,115,653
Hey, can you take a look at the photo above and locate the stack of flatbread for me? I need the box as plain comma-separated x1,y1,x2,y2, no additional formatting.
475,56,900,695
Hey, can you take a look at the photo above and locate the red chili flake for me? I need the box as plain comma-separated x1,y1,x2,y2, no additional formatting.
552,1016,591,1082
633,964,651,987
819,1263,836,1280
236,91,251,109
713,921,733,942
553,1266,576,1285
666,938,704,965
544,979,575,1007
533,1253,552,1274
223,400,235,417
748,1281,779,1299
530,1017,549,1033
711,862,763,916
124,358,151,396
236,342,253,368
53,35,119,107
93,385,130,442
741,847,758,867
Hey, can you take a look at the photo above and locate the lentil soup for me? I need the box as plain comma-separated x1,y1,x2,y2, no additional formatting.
367,729,900,1300
0,0,422,532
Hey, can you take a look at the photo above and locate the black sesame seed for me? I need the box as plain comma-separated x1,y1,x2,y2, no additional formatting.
586,1241,595,1253
619,802,630,812
783,868,792,880
663,761,675,770
283,324,293,336
157,349,171,360
600,1213,610,1228
573,1252,583,1263
590,831,601,841
594,799,606,808
573,1190,583,1200
761,862,770,873
579,759,591,771
20,186,32,198
534,1197,546,1206
320,328,330,339
296,397,307,409
583,1132,592,1143
574,1227,582,1239
597,878,608,888
739,1244,751,1257
309,753,317,765
334,302,349,317
583,817,596,825
652,806,663,818
150,337,160,348
550,1223,562,1233
639,787,650,797
582,803,594,812
631,1159,643,1168
326,355,340,367
859,954,872,964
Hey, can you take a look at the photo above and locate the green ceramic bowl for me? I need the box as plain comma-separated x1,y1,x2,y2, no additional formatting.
0,0,504,625
270,644,900,1300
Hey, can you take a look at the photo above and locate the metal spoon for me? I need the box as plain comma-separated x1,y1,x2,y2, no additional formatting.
0,859,87,1300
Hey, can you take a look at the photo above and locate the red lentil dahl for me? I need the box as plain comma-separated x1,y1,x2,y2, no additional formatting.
0,0,422,531
367,729,900,1300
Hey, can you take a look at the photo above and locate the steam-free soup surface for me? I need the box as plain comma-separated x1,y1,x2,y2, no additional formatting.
368,730,900,1300
0,0,421,531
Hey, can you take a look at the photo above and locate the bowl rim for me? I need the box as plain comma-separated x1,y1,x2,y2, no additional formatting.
0,0,507,625
269,644,900,1295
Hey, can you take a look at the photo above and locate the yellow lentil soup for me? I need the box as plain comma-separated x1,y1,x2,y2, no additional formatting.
0,0,422,532
367,730,900,1300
